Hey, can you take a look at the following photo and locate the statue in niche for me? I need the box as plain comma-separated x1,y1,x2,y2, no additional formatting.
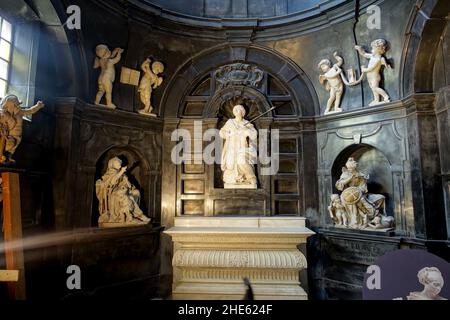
394,267,447,300
318,52,344,115
94,44,124,109
95,157,151,227
138,58,164,116
0,94,44,164
355,39,391,106
330,157,394,230
219,104,257,189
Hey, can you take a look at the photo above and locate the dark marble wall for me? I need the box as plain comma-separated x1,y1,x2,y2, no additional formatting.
2,0,449,300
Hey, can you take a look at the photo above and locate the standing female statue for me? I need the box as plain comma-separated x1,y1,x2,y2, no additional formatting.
219,105,258,189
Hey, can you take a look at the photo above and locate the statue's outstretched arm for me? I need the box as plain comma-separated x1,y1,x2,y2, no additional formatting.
21,101,44,116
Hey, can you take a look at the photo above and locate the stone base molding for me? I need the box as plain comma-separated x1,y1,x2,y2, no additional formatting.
165,216,314,300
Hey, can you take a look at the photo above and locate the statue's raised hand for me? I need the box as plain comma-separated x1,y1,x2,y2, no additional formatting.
36,101,45,110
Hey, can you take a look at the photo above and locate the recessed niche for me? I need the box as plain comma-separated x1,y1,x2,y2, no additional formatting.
182,200,204,215
278,158,297,174
183,163,204,174
268,75,288,95
182,179,205,194
214,199,265,215
279,138,297,153
183,102,205,116
275,201,298,215
191,77,211,96
273,101,295,116
275,179,298,194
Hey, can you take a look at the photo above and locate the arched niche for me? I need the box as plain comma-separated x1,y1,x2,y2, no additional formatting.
209,86,273,126
401,0,450,95
92,146,150,227
211,86,274,189
161,44,319,118
331,144,394,217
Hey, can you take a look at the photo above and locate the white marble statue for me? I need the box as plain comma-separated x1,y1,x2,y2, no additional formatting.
355,39,391,106
95,157,151,227
94,44,124,109
407,267,447,300
138,58,164,116
328,194,348,227
330,157,394,230
219,105,257,189
0,94,44,164
395,267,447,300
318,52,344,115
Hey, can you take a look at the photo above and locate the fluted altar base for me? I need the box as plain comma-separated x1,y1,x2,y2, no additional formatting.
164,216,314,300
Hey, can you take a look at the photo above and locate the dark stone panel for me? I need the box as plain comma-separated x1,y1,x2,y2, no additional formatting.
308,230,403,300
275,200,298,215
66,226,163,299
182,200,204,215
214,198,266,215
275,179,298,194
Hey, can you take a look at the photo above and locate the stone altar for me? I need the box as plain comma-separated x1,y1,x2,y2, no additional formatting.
164,216,314,300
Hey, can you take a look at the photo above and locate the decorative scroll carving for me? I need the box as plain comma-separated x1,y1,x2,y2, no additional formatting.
214,63,264,90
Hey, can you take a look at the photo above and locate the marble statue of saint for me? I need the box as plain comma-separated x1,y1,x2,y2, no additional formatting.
0,94,44,164
94,44,124,109
95,157,150,227
355,39,391,106
335,157,393,229
138,58,164,116
394,267,447,300
219,104,257,189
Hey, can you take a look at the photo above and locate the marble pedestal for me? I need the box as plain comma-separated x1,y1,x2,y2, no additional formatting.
164,216,314,300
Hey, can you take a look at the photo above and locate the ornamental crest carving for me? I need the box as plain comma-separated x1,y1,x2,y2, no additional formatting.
214,63,264,90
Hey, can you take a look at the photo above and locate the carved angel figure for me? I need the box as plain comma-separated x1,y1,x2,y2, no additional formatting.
355,39,391,106
138,58,164,116
0,94,44,164
318,52,344,115
94,44,124,109
328,194,348,227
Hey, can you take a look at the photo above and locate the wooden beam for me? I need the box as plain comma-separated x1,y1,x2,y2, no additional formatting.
2,172,26,299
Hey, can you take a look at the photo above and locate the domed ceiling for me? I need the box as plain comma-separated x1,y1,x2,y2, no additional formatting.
138,0,346,19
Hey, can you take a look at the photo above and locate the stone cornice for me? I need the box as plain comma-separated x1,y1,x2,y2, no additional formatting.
92,0,379,42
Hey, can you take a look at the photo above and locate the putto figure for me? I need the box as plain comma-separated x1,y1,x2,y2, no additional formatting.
138,58,164,116
219,105,258,189
330,157,394,230
94,44,124,109
318,52,344,115
355,39,391,106
95,157,151,227
0,94,44,164
328,194,348,227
